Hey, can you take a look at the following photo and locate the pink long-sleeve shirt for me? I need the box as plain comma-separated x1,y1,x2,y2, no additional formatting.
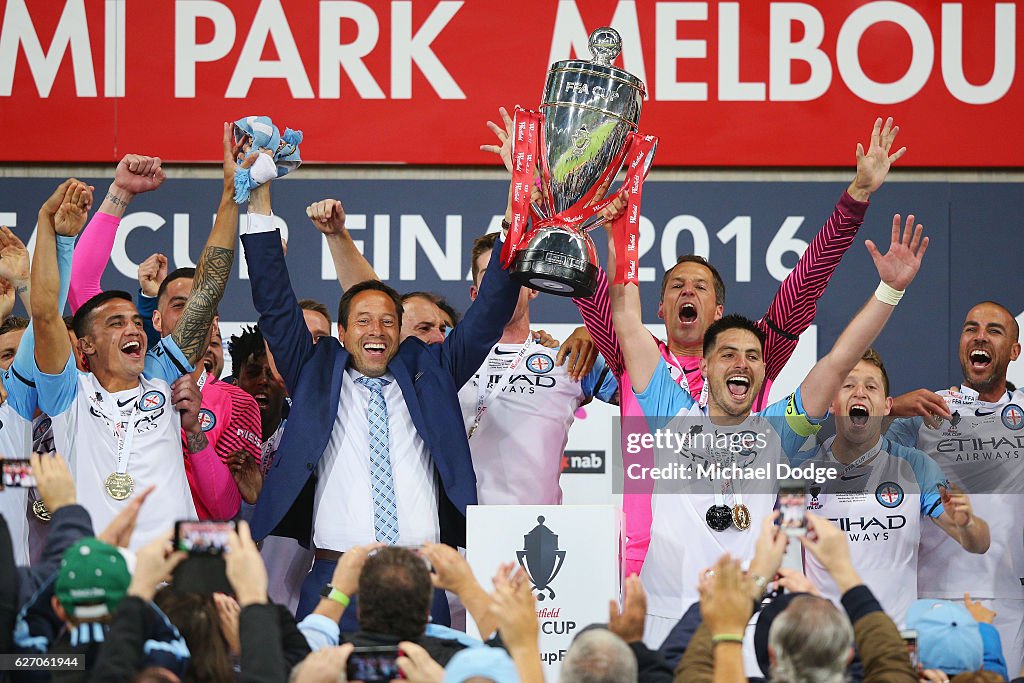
572,191,868,574
68,211,122,313
183,377,263,520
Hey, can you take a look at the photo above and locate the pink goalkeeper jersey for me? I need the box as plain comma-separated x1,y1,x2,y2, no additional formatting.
573,191,868,574
183,377,262,520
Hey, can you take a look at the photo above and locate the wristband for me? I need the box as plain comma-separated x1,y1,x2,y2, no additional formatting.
501,219,512,232
711,633,744,645
320,584,350,607
874,281,904,306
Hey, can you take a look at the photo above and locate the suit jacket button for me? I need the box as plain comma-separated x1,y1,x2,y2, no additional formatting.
306,463,314,471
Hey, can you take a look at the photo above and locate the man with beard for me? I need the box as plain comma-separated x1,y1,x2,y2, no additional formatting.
802,348,989,625
887,301,1024,670
611,212,928,646
145,266,263,518
550,117,907,576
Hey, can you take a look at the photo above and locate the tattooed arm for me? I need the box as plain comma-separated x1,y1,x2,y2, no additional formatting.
170,125,241,365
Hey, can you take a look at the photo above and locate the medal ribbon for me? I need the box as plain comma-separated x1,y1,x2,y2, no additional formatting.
470,338,534,438
89,376,145,478
823,436,885,478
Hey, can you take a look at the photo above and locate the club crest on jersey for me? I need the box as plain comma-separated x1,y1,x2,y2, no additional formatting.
140,390,165,411
526,353,554,374
1000,404,1024,430
875,481,904,508
198,409,216,432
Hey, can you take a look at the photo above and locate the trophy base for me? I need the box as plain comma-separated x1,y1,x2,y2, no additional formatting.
511,247,599,298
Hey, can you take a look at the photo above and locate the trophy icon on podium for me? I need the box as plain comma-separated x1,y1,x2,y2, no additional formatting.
502,27,657,298
516,516,567,601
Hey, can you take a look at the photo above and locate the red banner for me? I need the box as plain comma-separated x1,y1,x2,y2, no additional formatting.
0,1,1019,166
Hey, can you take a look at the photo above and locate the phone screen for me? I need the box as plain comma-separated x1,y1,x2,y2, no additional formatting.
777,480,808,536
900,630,919,668
346,647,402,682
1,459,35,489
174,520,236,555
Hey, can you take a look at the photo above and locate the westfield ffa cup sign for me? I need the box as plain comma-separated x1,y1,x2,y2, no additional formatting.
466,505,621,680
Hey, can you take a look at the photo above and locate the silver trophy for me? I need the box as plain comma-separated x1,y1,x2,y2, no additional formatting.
510,27,647,298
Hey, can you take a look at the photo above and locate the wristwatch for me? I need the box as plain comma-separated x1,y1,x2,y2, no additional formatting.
320,583,350,607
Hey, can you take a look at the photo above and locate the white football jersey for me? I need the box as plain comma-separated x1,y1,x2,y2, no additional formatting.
888,388,1024,600
0,402,32,565
36,341,198,551
634,357,820,618
802,437,946,625
458,342,613,505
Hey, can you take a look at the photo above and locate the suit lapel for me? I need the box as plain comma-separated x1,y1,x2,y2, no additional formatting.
390,357,429,442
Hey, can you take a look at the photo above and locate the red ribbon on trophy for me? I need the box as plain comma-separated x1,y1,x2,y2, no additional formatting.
501,106,658,287
611,134,658,286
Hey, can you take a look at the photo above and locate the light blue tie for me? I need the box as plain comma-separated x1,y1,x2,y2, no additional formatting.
356,376,399,544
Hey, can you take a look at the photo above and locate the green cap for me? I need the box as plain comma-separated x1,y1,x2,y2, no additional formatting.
54,538,131,620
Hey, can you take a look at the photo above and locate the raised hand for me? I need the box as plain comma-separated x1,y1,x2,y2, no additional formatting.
39,179,75,218
98,484,155,548
53,180,94,237
137,253,169,298
480,106,514,173
224,521,269,607
0,280,15,322
849,117,906,201
305,199,346,236
30,452,76,513
113,154,165,196
865,213,928,292
608,575,646,643
698,555,754,637
0,227,30,288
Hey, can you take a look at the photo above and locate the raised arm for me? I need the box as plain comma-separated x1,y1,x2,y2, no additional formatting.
761,117,905,381
307,199,379,290
170,125,241,364
605,211,662,393
241,181,314,393
798,214,928,417
67,154,165,313
32,181,93,374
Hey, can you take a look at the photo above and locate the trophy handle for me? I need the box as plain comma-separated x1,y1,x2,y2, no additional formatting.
548,550,567,585
515,551,535,587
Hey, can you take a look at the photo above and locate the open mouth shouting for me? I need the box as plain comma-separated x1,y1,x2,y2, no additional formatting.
363,341,388,361
968,347,992,372
252,392,270,408
120,340,142,359
848,403,870,426
678,302,698,325
725,374,751,400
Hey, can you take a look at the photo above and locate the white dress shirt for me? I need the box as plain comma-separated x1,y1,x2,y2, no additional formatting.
313,368,439,551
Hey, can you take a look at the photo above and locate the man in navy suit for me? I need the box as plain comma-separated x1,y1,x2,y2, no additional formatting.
239,177,520,628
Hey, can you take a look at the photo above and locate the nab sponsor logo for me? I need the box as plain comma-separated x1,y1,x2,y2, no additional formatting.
561,450,605,474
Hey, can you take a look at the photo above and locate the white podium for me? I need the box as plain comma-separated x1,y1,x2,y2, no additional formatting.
466,505,621,681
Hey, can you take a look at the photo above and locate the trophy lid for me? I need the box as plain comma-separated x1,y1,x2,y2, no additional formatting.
547,27,646,96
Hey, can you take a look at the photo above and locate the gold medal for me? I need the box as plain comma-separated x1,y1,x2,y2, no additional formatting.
32,499,51,522
104,472,135,500
732,503,751,531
